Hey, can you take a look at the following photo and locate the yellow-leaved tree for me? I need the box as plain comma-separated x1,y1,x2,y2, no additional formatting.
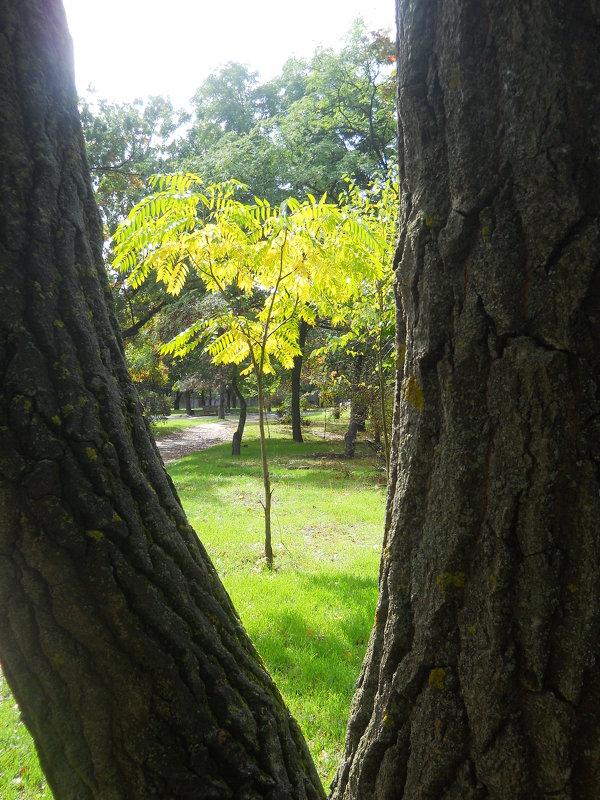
113,174,382,567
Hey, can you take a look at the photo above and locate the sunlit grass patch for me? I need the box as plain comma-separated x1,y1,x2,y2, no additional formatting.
0,674,51,799
229,565,378,787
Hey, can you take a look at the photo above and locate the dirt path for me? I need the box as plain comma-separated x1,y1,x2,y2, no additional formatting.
155,419,239,464
155,412,345,465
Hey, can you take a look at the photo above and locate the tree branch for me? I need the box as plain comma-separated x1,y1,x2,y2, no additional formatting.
121,299,168,340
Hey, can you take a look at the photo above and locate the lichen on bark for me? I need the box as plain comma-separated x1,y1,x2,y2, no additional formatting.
332,1,600,798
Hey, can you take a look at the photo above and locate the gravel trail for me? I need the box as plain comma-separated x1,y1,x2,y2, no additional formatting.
155,419,238,464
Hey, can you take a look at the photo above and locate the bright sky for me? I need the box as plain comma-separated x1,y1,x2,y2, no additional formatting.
62,0,395,107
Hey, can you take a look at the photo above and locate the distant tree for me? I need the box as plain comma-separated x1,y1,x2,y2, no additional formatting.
188,62,259,136
176,63,283,202
290,318,310,443
123,320,170,421
80,93,185,343
274,21,396,197
231,365,248,455
175,21,396,203
80,93,180,236
331,173,398,474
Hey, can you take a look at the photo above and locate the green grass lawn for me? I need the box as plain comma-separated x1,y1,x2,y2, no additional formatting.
0,677,50,799
0,420,383,795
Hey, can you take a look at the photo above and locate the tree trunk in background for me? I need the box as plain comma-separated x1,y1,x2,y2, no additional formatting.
0,3,325,798
291,319,309,443
333,1,600,798
370,389,381,448
218,371,226,419
231,373,248,456
173,390,181,410
344,355,368,458
182,389,192,416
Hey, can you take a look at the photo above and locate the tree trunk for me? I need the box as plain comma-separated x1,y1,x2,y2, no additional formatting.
0,3,325,798
333,2,600,798
256,374,274,568
173,390,181,411
344,355,368,458
343,420,359,459
231,373,247,456
183,389,193,416
291,319,309,443
369,384,381,448
218,371,226,419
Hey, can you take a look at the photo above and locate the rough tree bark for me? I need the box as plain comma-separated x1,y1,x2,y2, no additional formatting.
0,3,325,798
332,1,600,798
291,319,309,443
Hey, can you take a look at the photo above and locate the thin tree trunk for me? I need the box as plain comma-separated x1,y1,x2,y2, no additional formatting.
370,391,381,447
0,3,324,798
183,389,192,416
291,319,309,443
173,390,181,411
256,375,274,568
231,373,247,456
218,370,226,419
333,1,600,797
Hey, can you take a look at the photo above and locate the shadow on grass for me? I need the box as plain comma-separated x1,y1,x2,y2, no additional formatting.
251,571,378,693
168,438,385,497
166,443,262,508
